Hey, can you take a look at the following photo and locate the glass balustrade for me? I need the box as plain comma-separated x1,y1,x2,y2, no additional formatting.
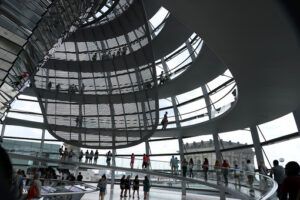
9,151,277,199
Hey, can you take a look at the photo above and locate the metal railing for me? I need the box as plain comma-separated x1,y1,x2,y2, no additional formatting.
9,151,278,199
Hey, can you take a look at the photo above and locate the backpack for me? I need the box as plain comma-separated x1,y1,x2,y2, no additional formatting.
26,185,37,199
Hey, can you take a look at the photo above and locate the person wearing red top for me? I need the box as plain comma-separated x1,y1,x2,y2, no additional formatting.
222,160,230,185
130,153,135,169
142,154,148,169
21,72,28,78
13,72,29,87
146,155,150,168
280,161,300,200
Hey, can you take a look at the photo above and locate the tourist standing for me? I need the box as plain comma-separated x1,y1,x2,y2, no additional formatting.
64,148,69,161
270,160,285,198
90,150,94,164
85,150,89,163
47,81,52,90
130,153,135,169
170,155,176,174
181,158,188,177
203,158,209,181
79,150,83,162
56,83,60,91
120,175,126,197
77,172,83,181
175,157,179,174
222,160,230,185
161,112,168,130
68,149,74,162
106,151,112,166
133,175,140,198
143,176,150,200
124,175,131,197
245,159,255,192
94,150,99,165
59,146,63,159
97,174,107,200
159,71,165,85
142,154,148,169
189,158,194,178
234,164,241,187
12,169,23,199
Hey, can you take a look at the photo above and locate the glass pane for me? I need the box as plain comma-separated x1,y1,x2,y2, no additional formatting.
258,113,298,140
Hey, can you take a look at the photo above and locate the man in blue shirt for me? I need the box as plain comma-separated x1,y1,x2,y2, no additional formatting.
170,155,176,174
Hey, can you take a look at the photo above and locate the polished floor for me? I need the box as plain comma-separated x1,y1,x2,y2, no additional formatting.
82,185,236,200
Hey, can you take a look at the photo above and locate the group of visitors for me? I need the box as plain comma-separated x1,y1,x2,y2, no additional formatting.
1,143,300,200
213,159,231,185
46,81,85,94
170,155,180,174
81,149,99,164
13,72,28,87
96,174,150,200
170,156,196,178
59,147,114,166
27,167,57,180
91,45,128,62
119,175,150,199
59,146,75,161
203,157,300,199
79,149,112,166
57,169,77,181
123,153,151,170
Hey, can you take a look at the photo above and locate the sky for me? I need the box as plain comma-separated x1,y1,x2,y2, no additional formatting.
1,6,300,170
